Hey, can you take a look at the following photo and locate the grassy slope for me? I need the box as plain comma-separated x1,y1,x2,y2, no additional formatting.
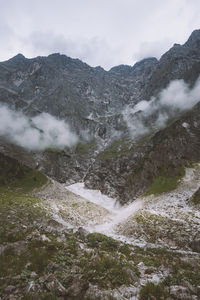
0,154,140,297
146,166,185,195
0,153,200,299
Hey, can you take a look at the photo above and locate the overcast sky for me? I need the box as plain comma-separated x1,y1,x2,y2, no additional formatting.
1,0,200,69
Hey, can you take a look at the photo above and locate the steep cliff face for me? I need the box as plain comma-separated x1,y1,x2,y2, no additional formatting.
1,30,200,194
85,101,200,203
0,45,159,183
83,30,200,202
0,53,157,126
143,29,200,99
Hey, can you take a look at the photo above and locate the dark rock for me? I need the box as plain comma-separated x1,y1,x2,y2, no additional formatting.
190,239,200,252
65,276,89,298
122,267,138,281
77,226,89,237
182,281,197,294
85,101,200,203
30,272,37,279
47,261,62,272
39,274,67,296
26,281,38,293
4,285,16,294
170,285,196,300
143,29,200,100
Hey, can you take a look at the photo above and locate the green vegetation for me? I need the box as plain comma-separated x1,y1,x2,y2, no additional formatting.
143,256,161,268
86,232,119,251
98,140,132,160
0,155,48,244
0,153,52,297
45,147,68,155
146,166,185,195
139,282,169,300
0,191,42,244
131,212,191,247
80,253,136,288
134,133,154,147
191,188,200,205
0,153,47,192
74,141,95,155
7,168,47,192
0,240,58,278
135,246,200,290
0,153,199,298
0,157,48,244
163,259,200,287
132,246,177,270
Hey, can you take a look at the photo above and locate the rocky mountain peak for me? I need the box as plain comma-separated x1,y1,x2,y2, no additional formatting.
132,57,158,70
9,53,26,62
1,29,200,194
184,29,200,47
109,64,132,74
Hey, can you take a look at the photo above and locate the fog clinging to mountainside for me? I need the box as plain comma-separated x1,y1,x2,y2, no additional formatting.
0,105,78,150
123,78,200,138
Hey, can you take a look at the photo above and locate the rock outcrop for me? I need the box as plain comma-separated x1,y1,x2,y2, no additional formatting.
85,101,200,203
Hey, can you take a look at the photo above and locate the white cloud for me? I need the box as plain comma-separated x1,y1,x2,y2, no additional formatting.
0,105,78,150
0,0,200,68
133,39,171,61
123,77,200,139
23,32,122,69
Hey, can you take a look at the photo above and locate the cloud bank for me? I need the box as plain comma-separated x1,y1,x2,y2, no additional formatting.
0,106,78,150
0,0,200,69
123,78,200,139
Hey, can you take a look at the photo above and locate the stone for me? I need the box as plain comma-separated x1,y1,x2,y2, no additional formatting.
182,281,197,294
30,272,37,279
66,276,89,298
26,281,37,293
41,234,51,242
4,286,16,294
122,267,138,281
77,226,89,237
47,261,61,271
170,285,193,300
190,239,200,252
41,274,67,296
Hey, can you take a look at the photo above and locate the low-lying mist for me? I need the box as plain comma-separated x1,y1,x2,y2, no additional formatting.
123,78,200,139
0,105,78,151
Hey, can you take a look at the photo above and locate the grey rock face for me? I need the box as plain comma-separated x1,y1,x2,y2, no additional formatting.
190,239,200,253
85,102,200,203
0,52,156,125
0,46,158,183
1,30,200,196
143,29,200,99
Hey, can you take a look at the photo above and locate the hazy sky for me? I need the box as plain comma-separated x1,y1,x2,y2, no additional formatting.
1,0,200,69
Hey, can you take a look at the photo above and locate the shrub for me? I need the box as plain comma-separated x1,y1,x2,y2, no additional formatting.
139,282,168,300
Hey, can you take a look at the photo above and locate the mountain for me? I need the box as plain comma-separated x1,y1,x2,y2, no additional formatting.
85,101,200,202
1,30,200,299
2,30,200,190
143,29,200,99
0,50,158,184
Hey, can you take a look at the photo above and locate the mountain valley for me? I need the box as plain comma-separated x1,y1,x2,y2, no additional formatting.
1,30,200,299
